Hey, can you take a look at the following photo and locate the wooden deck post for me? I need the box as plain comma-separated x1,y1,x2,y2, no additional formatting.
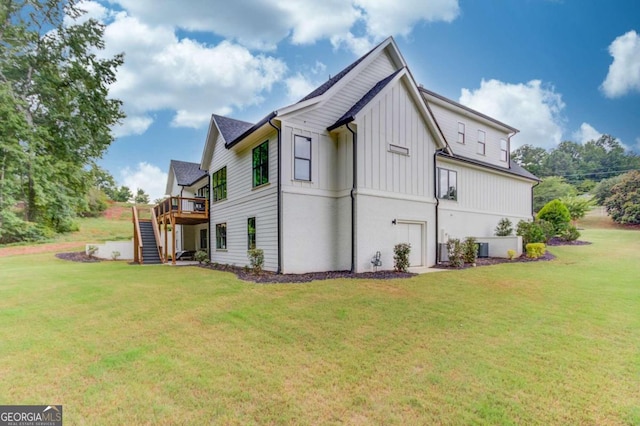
164,218,168,264
171,216,176,265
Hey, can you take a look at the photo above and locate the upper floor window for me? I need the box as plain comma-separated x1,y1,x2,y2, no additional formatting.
457,122,465,144
252,141,269,187
477,130,486,155
438,168,457,201
212,167,226,202
247,217,256,250
294,135,311,181
500,139,508,162
196,185,209,199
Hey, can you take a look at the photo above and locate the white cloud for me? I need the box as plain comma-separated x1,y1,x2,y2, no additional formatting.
285,74,318,102
120,162,168,201
601,30,640,98
459,79,565,149
572,122,602,144
101,13,287,135
355,0,459,38
108,0,459,54
64,0,110,25
112,115,153,137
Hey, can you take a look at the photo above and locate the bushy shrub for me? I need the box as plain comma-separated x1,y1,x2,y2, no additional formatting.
79,188,109,218
0,210,49,243
494,218,513,236
247,248,265,274
393,243,411,272
536,199,571,234
87,245,98,257
446,238,464,268
525,243,546,259
194,250,208,264
516,220,546,247
604,171,640,225
111,251,121,260
538,219,556,243
559,225,580,242
507,249,516,260
593,175,623,205
462,237,478,265
560,196,593,224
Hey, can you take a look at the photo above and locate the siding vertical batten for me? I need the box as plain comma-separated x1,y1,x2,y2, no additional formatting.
434,149,441,264
346,122,357,274
268,117,282,273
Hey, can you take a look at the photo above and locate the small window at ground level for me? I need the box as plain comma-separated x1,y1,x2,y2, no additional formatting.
212,167,226,202
294,135,311,181
215,223,227,250
477,130,486,155
458,122,465,144
247,217,256,250
253,141,269,187
200,228,208,250
500,138,508,162
438,168,457,201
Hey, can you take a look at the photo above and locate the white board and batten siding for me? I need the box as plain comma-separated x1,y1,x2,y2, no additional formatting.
353,78,439,271
206,131,279,271
429,101,511,169
437,157,533,240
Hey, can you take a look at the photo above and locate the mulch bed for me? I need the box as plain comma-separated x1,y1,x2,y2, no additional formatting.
55,238,591,281
199,263,415,283
56,251,102,263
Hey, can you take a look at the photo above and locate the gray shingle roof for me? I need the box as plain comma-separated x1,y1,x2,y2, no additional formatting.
170,160,208,186
436,151,540,182
213,114,254,143
328,69,403,131
297,41,380,103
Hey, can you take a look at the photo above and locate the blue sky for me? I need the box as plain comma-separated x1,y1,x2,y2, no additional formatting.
78,0,640,200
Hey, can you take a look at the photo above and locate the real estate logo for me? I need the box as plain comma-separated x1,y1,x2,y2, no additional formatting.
0,405,62,426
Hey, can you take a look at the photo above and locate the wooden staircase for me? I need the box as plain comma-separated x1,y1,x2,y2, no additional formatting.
132,206,164,265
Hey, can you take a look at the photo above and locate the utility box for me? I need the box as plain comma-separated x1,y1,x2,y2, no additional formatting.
477,242,489,258
438,243,449,262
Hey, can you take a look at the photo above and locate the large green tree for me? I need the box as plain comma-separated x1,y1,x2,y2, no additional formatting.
604,171,640,225
0,0,124,240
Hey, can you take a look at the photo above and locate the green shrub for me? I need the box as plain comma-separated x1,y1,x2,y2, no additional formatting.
604,171,640,225
525,243,546,259
194,250,208,264
393,243,411,272
516,220,546,248
462,237,478,265
0,210,49,243
560,225,581,242
507,249,516,260
446,238,464,268
537,219,556,243
247,248,265,274
536,199,571,234
111,251,121,260
79,188,109,218
494,218,513,236
560,196,593,224
87,245,98,257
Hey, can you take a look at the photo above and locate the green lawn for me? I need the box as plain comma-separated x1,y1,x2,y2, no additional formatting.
1,226,639,424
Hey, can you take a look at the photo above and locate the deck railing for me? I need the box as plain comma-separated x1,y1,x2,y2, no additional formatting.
132,206,143,264
154,196,209,219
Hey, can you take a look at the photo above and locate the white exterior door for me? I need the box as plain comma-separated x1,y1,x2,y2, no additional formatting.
396,222,424,267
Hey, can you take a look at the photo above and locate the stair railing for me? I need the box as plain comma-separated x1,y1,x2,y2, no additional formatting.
150,207,164,263
132,206,143,264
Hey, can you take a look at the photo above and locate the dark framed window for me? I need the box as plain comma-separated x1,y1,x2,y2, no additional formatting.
196,185,209,199
500,139,508,162
247,217,256,250
215,223,227,250
252,141,269,187
294,135,311,181
457,122,465,144
477,130,486,155
212,167,226,202
200,228,208,250
438,168,457,201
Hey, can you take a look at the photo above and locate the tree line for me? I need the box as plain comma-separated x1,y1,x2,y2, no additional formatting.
514,135,640,225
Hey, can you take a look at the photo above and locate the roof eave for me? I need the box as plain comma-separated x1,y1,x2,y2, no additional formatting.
225,111,277,149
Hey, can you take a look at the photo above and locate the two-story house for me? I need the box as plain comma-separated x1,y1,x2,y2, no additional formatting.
160,36,538,272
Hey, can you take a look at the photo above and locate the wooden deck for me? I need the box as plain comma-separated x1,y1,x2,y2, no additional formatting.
154,196,209,225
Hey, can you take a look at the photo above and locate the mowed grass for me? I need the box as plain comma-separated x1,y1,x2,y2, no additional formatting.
1,227,639,424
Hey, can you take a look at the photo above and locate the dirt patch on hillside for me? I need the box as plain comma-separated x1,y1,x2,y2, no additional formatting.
103,203,128,220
